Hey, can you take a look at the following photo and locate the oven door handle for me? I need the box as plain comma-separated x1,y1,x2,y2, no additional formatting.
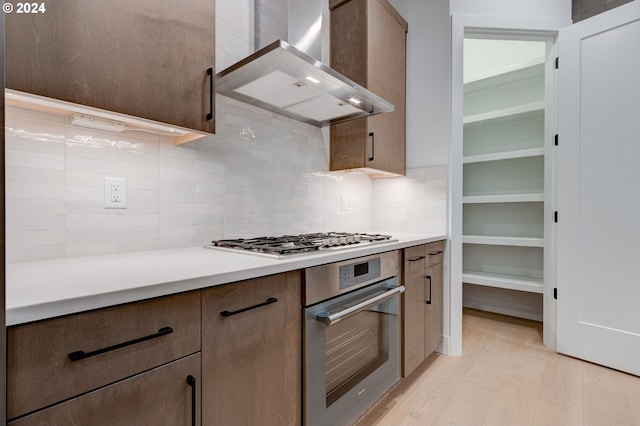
316,285,405,326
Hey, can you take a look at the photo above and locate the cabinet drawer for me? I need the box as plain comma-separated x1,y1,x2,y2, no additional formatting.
424,240,445,267
8,290,201,419
9,353,201,426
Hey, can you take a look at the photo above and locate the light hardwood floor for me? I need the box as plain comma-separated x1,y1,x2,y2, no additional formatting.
356,308,640,426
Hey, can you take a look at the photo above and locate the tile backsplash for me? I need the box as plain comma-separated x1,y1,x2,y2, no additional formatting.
4,0,448,262
5,100,446,262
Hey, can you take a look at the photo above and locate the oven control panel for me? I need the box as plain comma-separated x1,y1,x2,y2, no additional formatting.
339,258,381,290
304,250,398,306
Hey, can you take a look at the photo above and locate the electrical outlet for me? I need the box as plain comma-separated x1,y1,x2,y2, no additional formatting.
104,177,127,209
340,194,349,211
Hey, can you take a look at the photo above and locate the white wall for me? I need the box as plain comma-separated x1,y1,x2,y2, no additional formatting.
450,0,571,20
389,0,451,168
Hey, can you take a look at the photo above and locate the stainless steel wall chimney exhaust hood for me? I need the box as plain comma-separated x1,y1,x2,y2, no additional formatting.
215,0,394,127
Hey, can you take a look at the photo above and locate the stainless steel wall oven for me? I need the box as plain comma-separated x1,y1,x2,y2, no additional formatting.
303,251,404,426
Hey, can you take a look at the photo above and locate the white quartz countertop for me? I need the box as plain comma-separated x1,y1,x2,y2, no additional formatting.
6,232,446,326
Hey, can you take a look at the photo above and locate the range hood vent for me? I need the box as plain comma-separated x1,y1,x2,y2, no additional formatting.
216,40,393,127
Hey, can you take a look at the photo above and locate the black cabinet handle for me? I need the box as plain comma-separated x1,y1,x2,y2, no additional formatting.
429,251,443,256
220,297,278,317
426,275,432,305
206,67,214,121
187,375,197,426
368,132,375,161
408,256,425,262
68,327,173,362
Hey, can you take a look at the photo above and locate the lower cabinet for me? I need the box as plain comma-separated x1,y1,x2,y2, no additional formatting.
402,241,445,378
9,354,201,426
7,290,201,421
201,271,302,425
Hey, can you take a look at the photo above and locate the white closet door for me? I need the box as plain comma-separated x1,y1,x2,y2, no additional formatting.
557,0,640,376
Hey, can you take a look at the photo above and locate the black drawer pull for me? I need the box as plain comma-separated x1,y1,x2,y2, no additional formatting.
187,375,197,426
68,327,173,362
429,251,443,256
206,67,214,121
426,275,432,305
220,297,278,317
368,132,375,161
408,256,426,262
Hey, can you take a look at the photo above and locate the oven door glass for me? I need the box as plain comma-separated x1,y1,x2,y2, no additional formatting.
304,278,402,426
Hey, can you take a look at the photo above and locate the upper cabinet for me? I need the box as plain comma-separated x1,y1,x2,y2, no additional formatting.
329,0,407,176
5,0,215,140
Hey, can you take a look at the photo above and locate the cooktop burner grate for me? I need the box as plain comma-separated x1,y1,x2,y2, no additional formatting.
208,232,393,256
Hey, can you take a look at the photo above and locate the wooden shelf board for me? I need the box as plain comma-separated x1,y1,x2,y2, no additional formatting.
463,101,545,124
463,235,544,247
463,147,544,164
463,271,544,293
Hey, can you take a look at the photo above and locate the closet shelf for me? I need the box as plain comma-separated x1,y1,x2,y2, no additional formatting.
463,235,544,247
463,193,544,204
463,271,544,293
464,59,545,88
463,102,545,124
463,147,544,164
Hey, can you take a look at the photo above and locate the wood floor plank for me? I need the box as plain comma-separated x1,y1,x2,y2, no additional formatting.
431,378,495,426
582,361,638,426
482,379,542,426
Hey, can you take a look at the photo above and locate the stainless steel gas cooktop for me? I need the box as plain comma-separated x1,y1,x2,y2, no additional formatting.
205,232,395,257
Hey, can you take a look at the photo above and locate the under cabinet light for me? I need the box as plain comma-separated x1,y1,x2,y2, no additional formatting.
305,76,320,84
70,113,126,132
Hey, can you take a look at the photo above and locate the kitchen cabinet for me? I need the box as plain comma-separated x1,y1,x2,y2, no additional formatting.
329,0,407,176
9,354,201,426
7,290,201,421
460,38,548,320
4,0,215,135
401,241,444,378
201,271,302,425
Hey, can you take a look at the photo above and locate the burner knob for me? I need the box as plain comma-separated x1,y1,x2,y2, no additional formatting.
330,237,340,246
353,234,361,243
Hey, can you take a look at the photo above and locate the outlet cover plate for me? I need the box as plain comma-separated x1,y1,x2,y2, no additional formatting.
104,177,127,209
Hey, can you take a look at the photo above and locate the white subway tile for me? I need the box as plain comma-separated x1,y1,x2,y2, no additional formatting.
6,167,65,185
6,150,65,170
66,242,118,257
118,215,160,228
6,182,65,200
7,214,66,231
66,215,118,229
6,229,66,247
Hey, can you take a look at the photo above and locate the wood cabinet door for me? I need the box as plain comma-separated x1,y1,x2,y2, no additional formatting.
5,0,215,133
201,272,302,426
402,245,426,378
425,263,443,356
329,0,406,175
365,0,406,175
9,354,201,426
